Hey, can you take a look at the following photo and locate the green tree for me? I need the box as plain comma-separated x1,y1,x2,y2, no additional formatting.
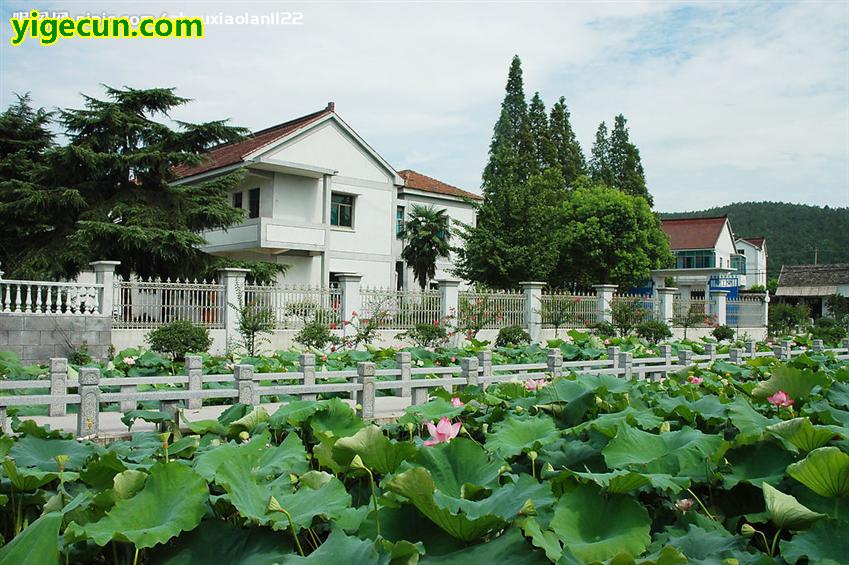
527,92,556,175
588,122,613,187
1,86,249,280
554,179,673,288
608,114,651,205
548,96,585,185
401,204,451,289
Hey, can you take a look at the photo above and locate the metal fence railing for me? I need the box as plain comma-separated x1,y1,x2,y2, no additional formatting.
672,298,714,327
538,291,598,329
610,293,657,325
458,290,525,330
360,287,442,330
113,278,225,329
244,284,343,329
727,298,763,328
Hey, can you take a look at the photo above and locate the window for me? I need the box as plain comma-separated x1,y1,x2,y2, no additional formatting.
675,250,715,269
331,193,354,227
395,261,404,290
248,188,260,219
232,192,243,209
731,255,747,274
396,206,405,237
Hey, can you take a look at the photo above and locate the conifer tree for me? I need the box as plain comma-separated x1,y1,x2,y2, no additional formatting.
527,92,556,174
589,121,614,187
548,96,585,185
608,114,651,205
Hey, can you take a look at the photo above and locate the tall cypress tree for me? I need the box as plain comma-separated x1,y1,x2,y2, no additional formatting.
548,96,585,185
527,92,555,174
608,114,651,205
589,121,613,187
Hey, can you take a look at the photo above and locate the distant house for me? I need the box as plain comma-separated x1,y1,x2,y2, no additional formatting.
173,103,480,288
735,237,768,288
652,216,745,298
775,263,849,317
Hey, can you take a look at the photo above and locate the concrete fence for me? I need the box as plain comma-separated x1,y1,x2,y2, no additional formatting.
2,338,846,438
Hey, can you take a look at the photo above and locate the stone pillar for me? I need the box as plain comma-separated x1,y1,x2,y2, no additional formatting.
120,383,137,413
812,339,824,353
607,346,621,369
438,279,461,346
477,350,492,391
234,364,256,405
159,400,179,432
461,357,479,388
659,344,672,366
745,340,757,358
772,344,785,360
396,351,411,397
356,362,376,417
705,343,717,362
619,351,633,379
593,284,618,324
547,348,563,378
76,367,100,438
520,281,545,343
842,338,849,352
730,348,743,363
89,261,121,316
711,290,729,326
678,349,693,367
219,268,250,349
657,287,677,325
49,358,68,417
337,274,363,339
300,354,316,402
762,292,770,329
186,355,203,410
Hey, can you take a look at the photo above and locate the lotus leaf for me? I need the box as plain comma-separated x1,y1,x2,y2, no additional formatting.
786,446,849,498
762,482,826,530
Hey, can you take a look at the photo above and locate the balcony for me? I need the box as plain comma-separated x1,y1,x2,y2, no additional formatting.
200,217,326,255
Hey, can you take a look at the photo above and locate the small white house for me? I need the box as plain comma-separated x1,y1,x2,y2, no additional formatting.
174,103,480,288
735,237,768,289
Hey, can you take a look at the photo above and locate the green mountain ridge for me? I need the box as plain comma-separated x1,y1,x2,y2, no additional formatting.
661,202,849,278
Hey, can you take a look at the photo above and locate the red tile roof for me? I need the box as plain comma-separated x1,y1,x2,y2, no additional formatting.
740,236,765,249
398,169,482,201
173,103,335,179
661,216,729,250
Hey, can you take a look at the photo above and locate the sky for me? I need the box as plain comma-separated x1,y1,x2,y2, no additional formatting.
1,1,847,212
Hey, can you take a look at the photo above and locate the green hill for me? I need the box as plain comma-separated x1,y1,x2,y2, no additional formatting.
662,202,849,279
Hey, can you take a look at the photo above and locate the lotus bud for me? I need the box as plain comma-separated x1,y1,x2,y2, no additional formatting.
210,439,221,447
740,523,756,538
238,431,250,442
158,432,170,448
289,473,298,485
543,463,555,474
660,421,671,433
349,454,367,471
54,454,70,473
498,464,511,475
517,499,537,516
406,422,415,434
528,450,538,462
516,406,524,414
267,495,283,513
482,424,489,434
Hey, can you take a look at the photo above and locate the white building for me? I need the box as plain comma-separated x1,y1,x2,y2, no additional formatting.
734,237,768,289
173,103,480,289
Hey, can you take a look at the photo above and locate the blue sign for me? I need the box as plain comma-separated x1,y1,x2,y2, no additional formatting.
709,276,739,299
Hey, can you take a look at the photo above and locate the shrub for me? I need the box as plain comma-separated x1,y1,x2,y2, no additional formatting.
610,300,649,336
146,320,211,360
295,320,340,350
635,320,672,343
590,320,617,338
747,284,766,293
237,301,276,356
712,325,735,342
809,317,847,345
402,322,449,348
68,341,92,365
495,325,531,347
768,303,810,336
825,294,849,325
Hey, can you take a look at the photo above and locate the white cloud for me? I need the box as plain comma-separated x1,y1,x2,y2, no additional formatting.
1,0,846,210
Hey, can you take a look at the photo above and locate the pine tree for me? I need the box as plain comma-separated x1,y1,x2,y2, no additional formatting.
608,114,651,205
527,92,556,174
589,121,613,187
548,96,585,185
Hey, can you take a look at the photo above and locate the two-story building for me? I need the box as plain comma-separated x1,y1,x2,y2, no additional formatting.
650,216,764,298
734,237,768,288
173,103,480,289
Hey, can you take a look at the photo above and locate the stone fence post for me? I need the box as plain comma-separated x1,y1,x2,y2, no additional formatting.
219,268,250,350
461,357,479,387
186,355,203,410
711,290,728,327
49,358,68,417
704,343,717,362
812,339,824,353
90,261,120,317
593,284,617,324
520,282,545,343
547,348,563,378
762,292,770,328
396,351,411,397
338,274,363,339
300,354,316,402
76,367,100,438
438,279,461,346
657,287,677,325
477,350,492,391
234,364,256,404
356,362,376,418
678,349,693,367
607,346,620,369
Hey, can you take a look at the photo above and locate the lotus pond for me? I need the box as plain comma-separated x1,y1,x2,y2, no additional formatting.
1,348,848,563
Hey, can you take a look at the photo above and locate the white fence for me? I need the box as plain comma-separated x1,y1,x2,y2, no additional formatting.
245,284,343,329
728,297,763,328
539,291,599,329
361,287,441,330
610,293,658,324
113,278,225,329
459,290,525,329
673,298,713,327
1,280,102,315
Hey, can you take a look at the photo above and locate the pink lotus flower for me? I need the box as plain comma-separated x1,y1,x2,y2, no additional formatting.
687,376,703,385
525,379,548,391
423,417,461,446
767,390,794,407
450,356,456,363
675,498,694,512
450,397,464,408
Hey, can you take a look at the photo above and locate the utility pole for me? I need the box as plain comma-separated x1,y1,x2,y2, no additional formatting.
814,247,818,265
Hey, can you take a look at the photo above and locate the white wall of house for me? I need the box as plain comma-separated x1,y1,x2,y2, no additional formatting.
713,224,737,270
735,239,767,288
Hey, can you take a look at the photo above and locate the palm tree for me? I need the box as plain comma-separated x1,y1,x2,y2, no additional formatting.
400,204,451,289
